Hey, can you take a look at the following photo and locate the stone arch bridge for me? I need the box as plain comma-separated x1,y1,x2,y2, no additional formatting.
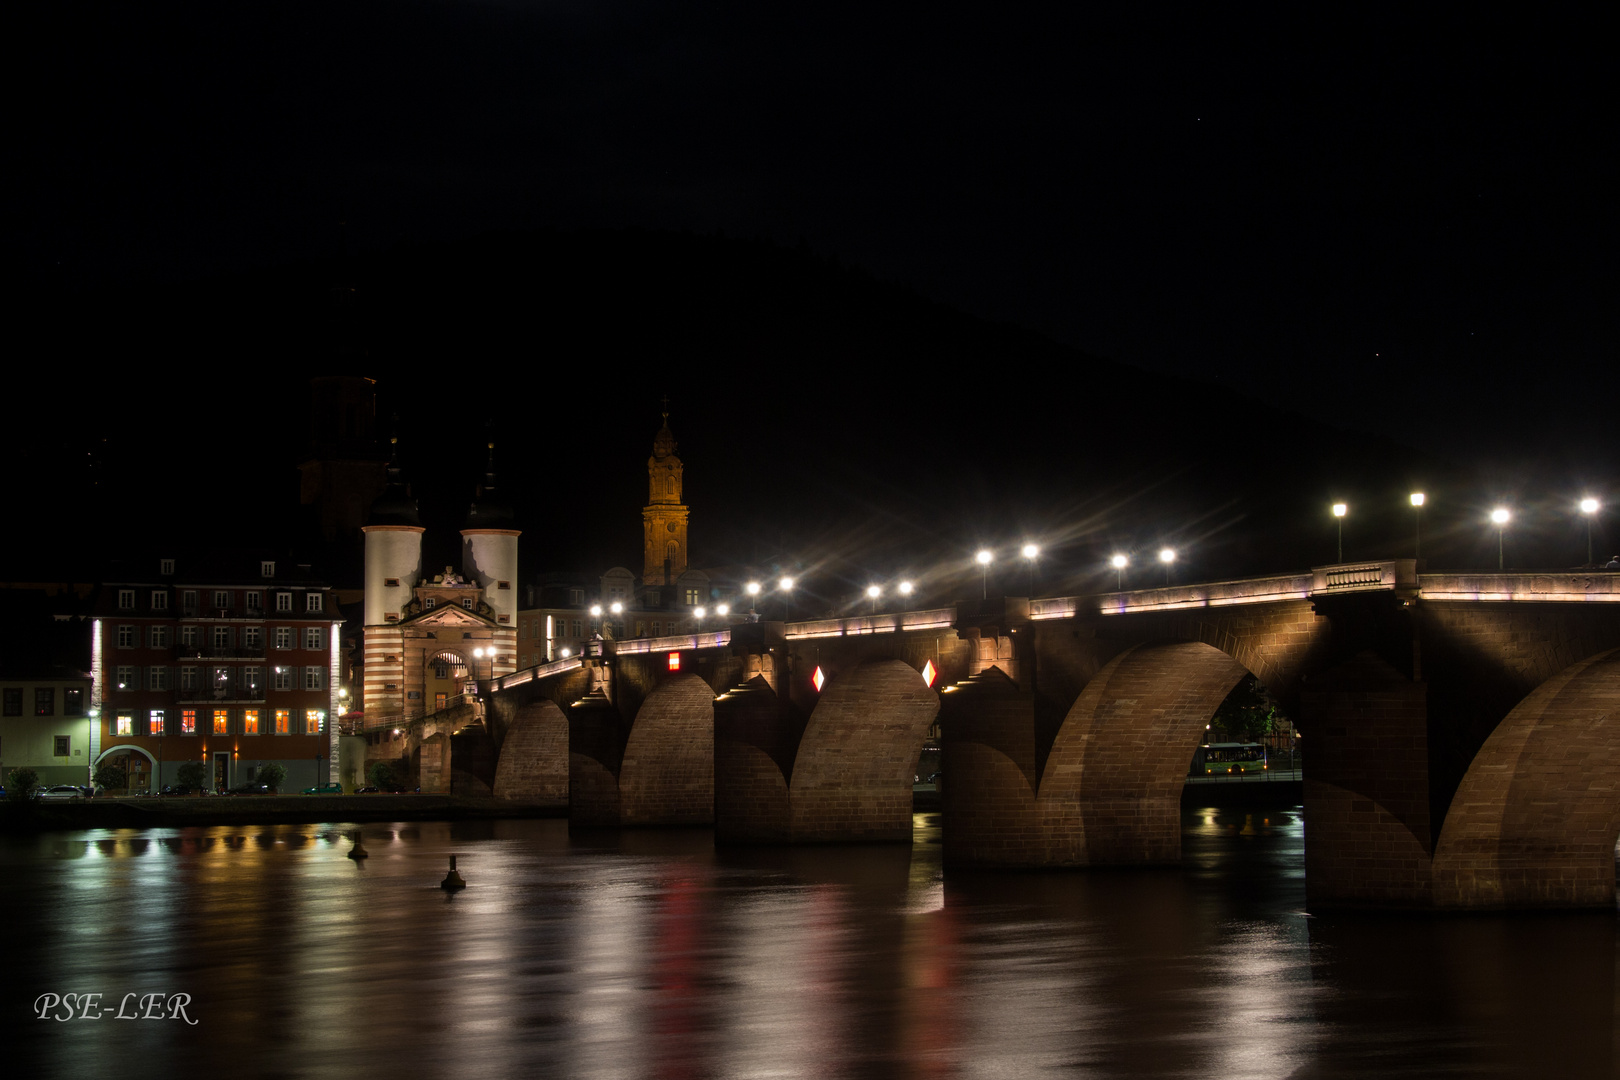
368,561,1620,910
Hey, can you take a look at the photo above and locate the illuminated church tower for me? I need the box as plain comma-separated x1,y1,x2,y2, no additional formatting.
642,407,689,586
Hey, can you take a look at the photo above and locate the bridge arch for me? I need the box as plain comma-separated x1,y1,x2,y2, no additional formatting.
619,673,714,825
1432,646,1620,908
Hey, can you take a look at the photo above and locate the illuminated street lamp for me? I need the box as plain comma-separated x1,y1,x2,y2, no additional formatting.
1021,543,1039,596
898,580,914,611
1491,508,1510,569
1580,498,1600,566
976,549,993,599
746,581,761,614
1410,493,1426,560
715,603,730,619
1159,547,1175,586
866,584,881,615
1111,554,1128,591
779,577,794,621
1332,503,1347,562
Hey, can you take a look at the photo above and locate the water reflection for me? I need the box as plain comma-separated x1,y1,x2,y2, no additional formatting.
2,807,1613,1078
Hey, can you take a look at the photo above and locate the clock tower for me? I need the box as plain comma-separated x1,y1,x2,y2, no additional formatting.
642,407,689,585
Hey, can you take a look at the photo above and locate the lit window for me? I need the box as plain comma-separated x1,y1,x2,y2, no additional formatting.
668,652,681,671
242,709,260,735
306,709,323,734
35,688,55,716
118,589,135,610
117,625,135,648
274,627,293,650
684,588,700,605
306,593,323,612
151,590,168,610
148,667,168,691
304,627,323,650
115,713,133,735
304,667,325,691
274,709,290,734
276,593,292,612
213,710,229,734
149,710,165,736
181,709,196,735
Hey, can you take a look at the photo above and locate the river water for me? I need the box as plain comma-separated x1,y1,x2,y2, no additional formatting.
3,805,1614,1079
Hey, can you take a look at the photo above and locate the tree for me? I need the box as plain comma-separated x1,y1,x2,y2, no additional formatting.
175,761,205,792
6,767,40,802
1209,676,1281,743
93,763,127,792
367,761,398,791
256,763,287,793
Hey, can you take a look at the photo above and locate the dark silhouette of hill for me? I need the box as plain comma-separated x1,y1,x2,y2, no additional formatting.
13,229,1606,594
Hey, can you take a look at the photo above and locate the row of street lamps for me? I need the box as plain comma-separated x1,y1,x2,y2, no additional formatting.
1329,494,1605,570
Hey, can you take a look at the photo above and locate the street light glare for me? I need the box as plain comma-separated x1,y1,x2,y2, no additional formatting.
693,606,707,619
976,549,993,566
1159,548,1176,563
898,581,914,595
1410,492,1426,507
1332,503,1347,518
716,604,730,616
779,577,794,590
1491,508,1510,525
1021,543,1039,559
1580,498,1600,514
746,581,761,596
1111,554,1128,569
589,604,603,616
610,602,623,614
866,585,881,598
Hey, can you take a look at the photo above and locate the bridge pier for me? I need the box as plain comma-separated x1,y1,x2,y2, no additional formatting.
567,674,715,828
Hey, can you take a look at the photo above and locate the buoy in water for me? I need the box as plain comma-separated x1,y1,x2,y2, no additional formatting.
441,854,466,891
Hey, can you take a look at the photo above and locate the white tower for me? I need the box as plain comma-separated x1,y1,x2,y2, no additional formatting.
462,442,520,663
361,440,423,716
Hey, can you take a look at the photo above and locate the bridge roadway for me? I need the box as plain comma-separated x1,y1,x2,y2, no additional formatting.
386,560,1620,910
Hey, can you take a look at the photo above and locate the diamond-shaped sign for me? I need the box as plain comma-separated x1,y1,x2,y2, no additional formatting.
921,659,936,687
812,666,826,692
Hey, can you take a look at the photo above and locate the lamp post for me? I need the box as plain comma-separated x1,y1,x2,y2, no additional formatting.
976,550,992,600
1332,503,1347,562
898,580,913,611
746,581,761,616
778,577,794,621
1021,543,1039,597
1111,554,1128,591
1491,508,1510,570
1159,547,1175,586
866,585,881,616
1580,498,1600,566
1410,493,1425,560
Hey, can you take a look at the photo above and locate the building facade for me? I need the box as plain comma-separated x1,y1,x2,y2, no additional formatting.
0,670,95,788
92,556,341,792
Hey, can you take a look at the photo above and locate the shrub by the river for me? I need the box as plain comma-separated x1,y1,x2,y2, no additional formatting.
6,767,40,802
256,763,287,793
93,763,126,793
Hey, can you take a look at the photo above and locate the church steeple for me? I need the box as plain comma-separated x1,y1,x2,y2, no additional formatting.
642,402,689,585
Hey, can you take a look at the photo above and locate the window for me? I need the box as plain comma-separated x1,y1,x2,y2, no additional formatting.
261,561,275,578
462,598,474,610
214,591,231,609
118,589,135,610
148,667,168,691
276,592,292,612
246,591,262,613
306,709,323,734
149,626,169,648
684,588,700,605
306,593,323,613
160,559,175,575
572,620,583,639
115,713,133,736
304,667,325,691
424,597,436,610
180,625,198,648
212,666,235,697
180,666,198,691
213,710,229,734
149,710,165,736
117,625,135,648
35,688,55,716
213,626,231,650
304,627,323,650
242,709,260,735
243,667,263,696
181,709,196,735
385,578,399,588
64,688,84,716
274,709,290,734
243,626,262,649
115,666,134,690
54,735,70,756
385,613,399,623
274,627,293,650
3,688,20,715
569,588,584,606
182,590,197,612
273,667,292,691
497,581,510,591
151,590,168,610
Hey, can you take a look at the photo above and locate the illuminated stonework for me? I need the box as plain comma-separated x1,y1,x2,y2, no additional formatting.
642,410,690,585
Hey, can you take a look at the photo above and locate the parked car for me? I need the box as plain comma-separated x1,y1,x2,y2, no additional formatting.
159,784,202,796
302,783,344,795
225,782,272,796
37,785,86,802
354,785,381,794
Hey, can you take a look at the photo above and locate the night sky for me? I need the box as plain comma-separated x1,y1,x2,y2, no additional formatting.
15,4,1615,589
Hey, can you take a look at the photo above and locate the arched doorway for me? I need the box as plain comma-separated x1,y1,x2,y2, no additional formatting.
96,745,158,794
427,650,470,713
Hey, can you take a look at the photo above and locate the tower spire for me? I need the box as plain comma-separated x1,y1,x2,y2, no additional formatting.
643,402,689,585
